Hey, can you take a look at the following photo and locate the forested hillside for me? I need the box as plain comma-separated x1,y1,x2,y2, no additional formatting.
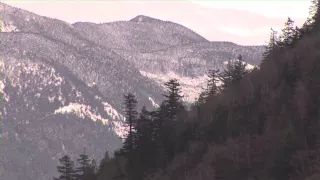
0,3,265,179
53,1,320,180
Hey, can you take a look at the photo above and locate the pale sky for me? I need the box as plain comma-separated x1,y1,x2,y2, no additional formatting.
2,0,312,45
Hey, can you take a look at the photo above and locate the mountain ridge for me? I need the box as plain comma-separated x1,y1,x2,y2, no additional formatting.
0,2,264,180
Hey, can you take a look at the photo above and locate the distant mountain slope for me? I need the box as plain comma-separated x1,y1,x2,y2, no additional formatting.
0,53,123,180
117,41,263,75
0,2,264,180
113,41,264,102
72,15,208,52
0,32,164,108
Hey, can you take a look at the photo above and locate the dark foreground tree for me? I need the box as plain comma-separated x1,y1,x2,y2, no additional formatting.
163,78,185,122
219,54,249,90
122,93,138,152
54,155,76,180
75,148,96,180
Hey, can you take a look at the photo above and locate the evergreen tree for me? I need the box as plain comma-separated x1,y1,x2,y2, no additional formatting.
75,148,91,180
98,150,110,172
54,155,76,180
262,28,278,61
122,93,138,152
136,106,153,147
197,91,207,105
150,103,168,168
196,69,219,106
309,0,320,28
160,79,185,165
90,159,98,174
135,106,157,170
219,54,249,90
82,160,97,180
279,17,296,47
163,78,185,122
206,69,220,97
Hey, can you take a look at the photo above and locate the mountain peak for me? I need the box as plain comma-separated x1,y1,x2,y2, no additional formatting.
129,15,163,23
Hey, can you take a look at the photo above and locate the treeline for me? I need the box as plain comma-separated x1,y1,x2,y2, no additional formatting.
53,1,320,180
53,47,250,180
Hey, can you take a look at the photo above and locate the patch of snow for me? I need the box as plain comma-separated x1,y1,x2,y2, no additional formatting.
148,97,159,108
223,59,257,70
0,80,8,102
76,91,82,98
54,103,109,125
48,96,55,103
112,120,128,139
54,102,127,138
186,49,193,53
88,82,96,87
102,102,125,121
62,144,66,153
0,20,19,32
140,70,208,103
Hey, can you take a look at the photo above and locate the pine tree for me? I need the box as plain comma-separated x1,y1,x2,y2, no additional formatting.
54,155,76,180
98,150,110,172
197,91,207,105
149,103,167,168
89,159,98,174
135,106,156,168
279,17,296,47
206,69,220,97
160,79,185,165
123,93,138,152
219,55,249,90
262,28,278,61
136,106,153,146
196,69,219,106
163,79,185,122
82,160,97,180
309,0,320,28
125,107,153,180
75,148,91,180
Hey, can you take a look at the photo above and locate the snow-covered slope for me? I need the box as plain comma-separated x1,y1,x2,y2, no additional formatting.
0,56,124,180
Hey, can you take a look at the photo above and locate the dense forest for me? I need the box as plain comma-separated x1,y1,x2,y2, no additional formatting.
51,1,320,180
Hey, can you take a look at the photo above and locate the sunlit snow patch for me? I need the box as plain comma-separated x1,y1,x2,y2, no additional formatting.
54,103,109,125
102,101,125,121
54,102,127,138
223,60,257,70
140,70,208,103
0,20,19,32
148,97,159,108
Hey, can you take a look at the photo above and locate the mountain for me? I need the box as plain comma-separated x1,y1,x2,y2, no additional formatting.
0,3,264,180
73,15,208,52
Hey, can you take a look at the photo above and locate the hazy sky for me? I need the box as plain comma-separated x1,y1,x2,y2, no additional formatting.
2,0,312,45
